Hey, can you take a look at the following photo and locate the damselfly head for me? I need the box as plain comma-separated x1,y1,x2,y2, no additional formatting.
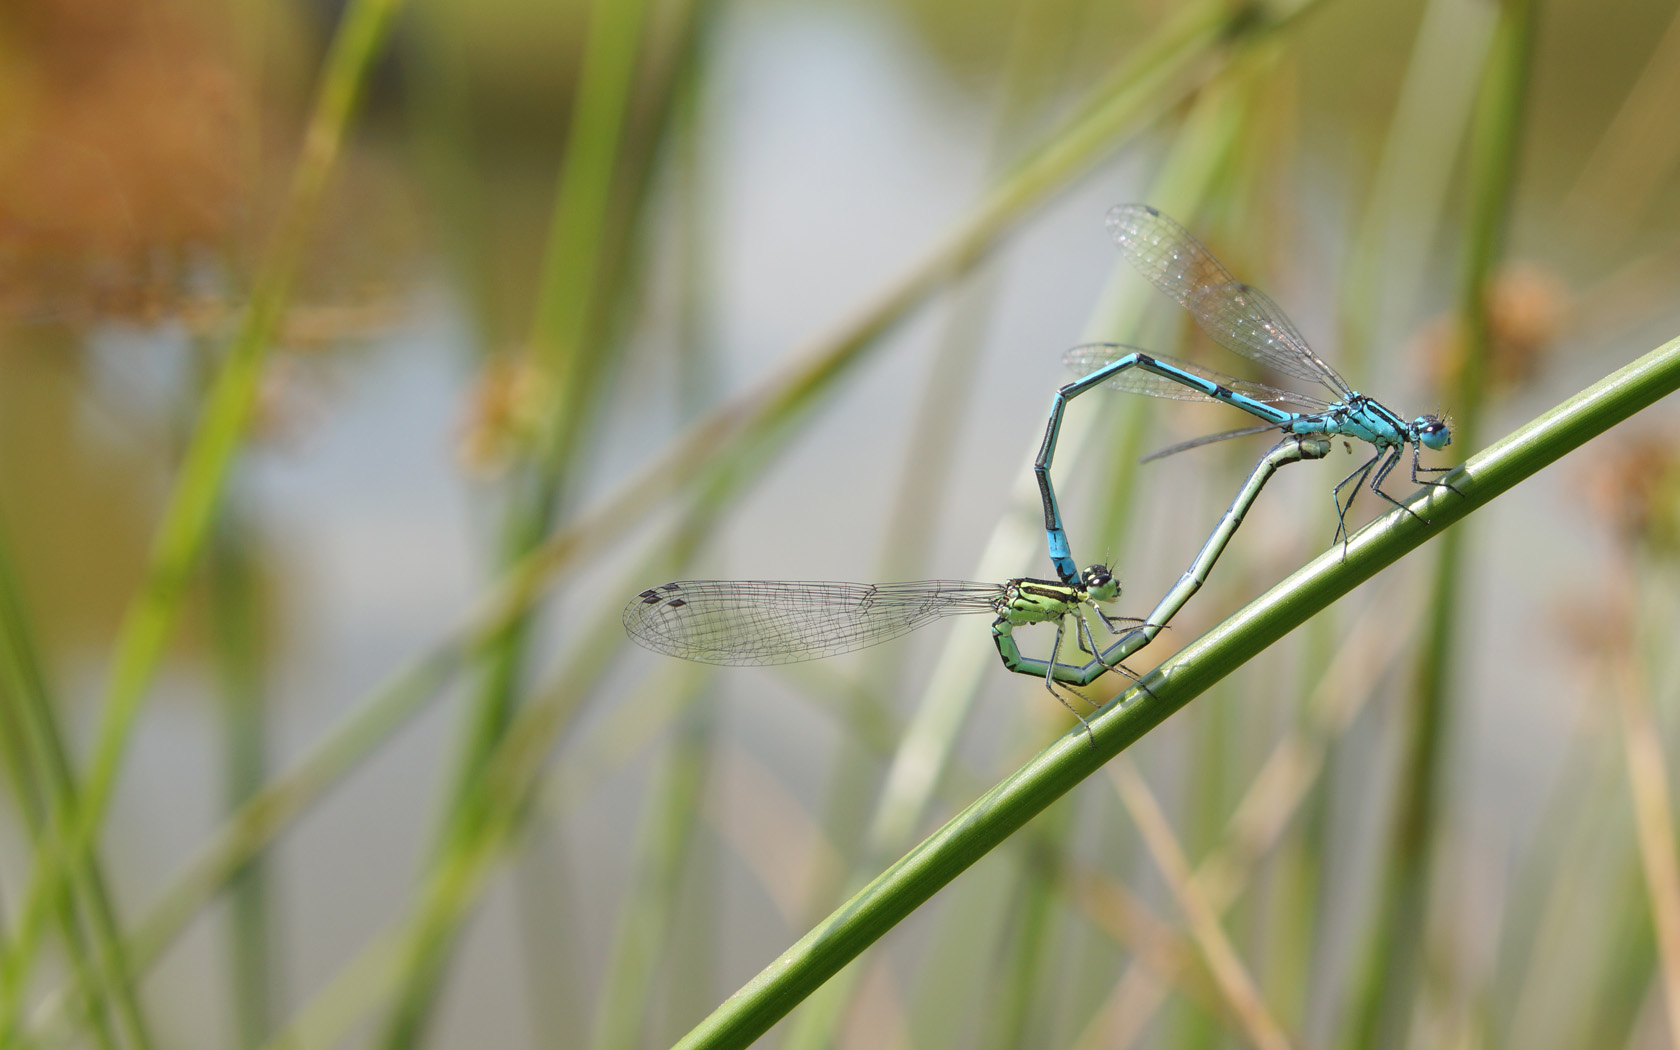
1081,564,1120,602
1415,414,1452,450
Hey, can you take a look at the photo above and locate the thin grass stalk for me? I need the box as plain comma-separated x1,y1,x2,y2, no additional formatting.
1110,761,1297,1050
805,0,1090,1037
1347,1,1534,1045
780,60,1260,1050
446,0,653,832
1310,12,1498,1014
643,63,724,1044
0,520,123,1050
978,801,1072,1050
264,483,728,1050
243,667,705,1050
24,644,464,1044
0,0,407,1028
379,2,708,1040
579,89,726,1030
1495,712,1645,1048
669,333,1680,1050
1311,4,1497,1021
588,695,715,1050
1614,639,1680,1047
1484,681,1623,1046
1070,585,1410,1047
208,511,275,1049
485,0,1311,635
18,3,1335,1027
1169,664,1238,1050
1311,4,1496,1016
1064,865,1226,1049
1563,0,1680,238
0,527,158,1050
1338,0,1499,372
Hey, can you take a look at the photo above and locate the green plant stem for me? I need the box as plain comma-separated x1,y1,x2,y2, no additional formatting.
1348,0,1533,1045
452,0,653,820
378,0,700,1043
589,696,715,1050
0,516,131,1050
0,0,406,1029
208,514,275,1049
668,333,1680,1050
980,803,1070,1050
22,1,1294,1025
781,55,1260,1048
483,0,1317,644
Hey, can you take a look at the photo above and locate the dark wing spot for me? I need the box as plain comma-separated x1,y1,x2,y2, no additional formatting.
666,598,687,609
661,582,681,591
638,590,662,603
1142,204,1159,216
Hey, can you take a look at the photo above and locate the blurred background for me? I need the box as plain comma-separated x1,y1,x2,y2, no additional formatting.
1,0,1679,1047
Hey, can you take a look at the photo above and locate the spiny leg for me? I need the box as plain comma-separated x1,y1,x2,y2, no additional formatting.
1042,616,1097,747
1367,446,1430,525
1093,607,1152,635
1410,442,1464,497
1076,611,1155,699
1332,449,1382,554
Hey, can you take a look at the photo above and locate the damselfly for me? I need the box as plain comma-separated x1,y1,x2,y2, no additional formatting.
1037,204,1457,583
626,564,1144,733
628,436,1330,740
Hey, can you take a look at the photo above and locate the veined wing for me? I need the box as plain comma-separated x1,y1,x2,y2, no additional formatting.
1063,343,1332,412
1140,424,1282,463
623,579,1001,666
1105,205,1354,400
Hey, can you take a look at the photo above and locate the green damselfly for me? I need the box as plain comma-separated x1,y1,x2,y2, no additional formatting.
626,437,1330,740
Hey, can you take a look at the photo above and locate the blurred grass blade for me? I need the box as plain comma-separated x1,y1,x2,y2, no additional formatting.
257,492,725,1050
669,333,1680,1050
1347,0,1534,1044
782,49,1266,1050
1614,646,1680,1046
380,0,702,1040
58,2,1311,1022
589,696,715,1050
0,0,408,1027
1109,760,1297,1050
23,644,465,1044
208,514,276,1049
1339,0,1498,375
0,510,139,1049
488,0,1324,634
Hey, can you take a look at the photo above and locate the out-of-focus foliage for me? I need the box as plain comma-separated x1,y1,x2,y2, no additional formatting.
0,1,1678,1049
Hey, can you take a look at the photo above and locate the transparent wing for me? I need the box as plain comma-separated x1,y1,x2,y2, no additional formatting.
1105,205,1354,399
1063,343,1332,412
623,579,1001,666
1140,423,1282,463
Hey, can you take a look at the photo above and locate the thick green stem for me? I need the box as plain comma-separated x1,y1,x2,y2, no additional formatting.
669,333,1680,1050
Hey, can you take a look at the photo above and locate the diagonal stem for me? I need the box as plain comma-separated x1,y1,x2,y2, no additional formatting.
669,332,1680,1050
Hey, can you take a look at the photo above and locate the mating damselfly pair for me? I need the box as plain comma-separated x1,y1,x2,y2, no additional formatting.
624,206,1458,738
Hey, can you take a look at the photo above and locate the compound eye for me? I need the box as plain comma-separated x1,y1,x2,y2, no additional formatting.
1416,417,1452,450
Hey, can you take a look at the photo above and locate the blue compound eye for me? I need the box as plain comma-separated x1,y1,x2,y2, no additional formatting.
1416,417,1451,450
